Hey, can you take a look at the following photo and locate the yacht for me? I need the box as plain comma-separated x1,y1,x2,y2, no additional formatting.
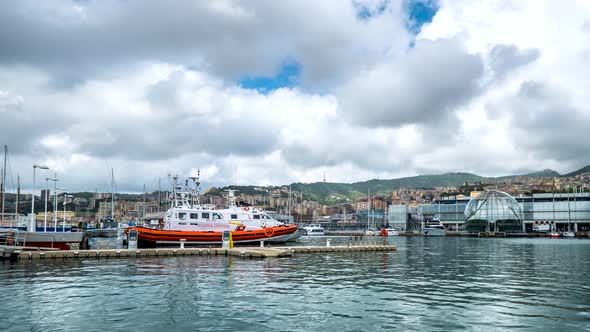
422,217,446,236
303,224,325,236
126,175,298,247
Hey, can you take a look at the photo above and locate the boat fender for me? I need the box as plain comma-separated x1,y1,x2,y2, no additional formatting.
381,229,388,237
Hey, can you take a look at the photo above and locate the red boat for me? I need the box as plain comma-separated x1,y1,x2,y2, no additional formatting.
127,224,299,247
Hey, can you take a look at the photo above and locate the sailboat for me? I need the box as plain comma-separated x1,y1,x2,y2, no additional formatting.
1,146,83,250
562,189,576,238
365,187,376,236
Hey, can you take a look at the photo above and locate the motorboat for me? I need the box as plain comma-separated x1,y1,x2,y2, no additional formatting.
384,228,399,236
303,224,325,236
126,174,299,247
548,232,560,238
215,189,303,242
422,218,446,236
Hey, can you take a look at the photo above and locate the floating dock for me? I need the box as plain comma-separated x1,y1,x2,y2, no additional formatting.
1,244,397,261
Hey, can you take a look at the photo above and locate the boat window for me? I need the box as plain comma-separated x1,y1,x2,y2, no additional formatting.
202,212,210,219
178,213,187,220
190,223,198,226
213,213,222,219
190,213,199,219
231,214,238,219
178,222,187,225
253,214,260,220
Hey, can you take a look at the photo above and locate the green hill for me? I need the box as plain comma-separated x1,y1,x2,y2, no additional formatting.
495,169,560,180
213,168,579,205
562,165,590,177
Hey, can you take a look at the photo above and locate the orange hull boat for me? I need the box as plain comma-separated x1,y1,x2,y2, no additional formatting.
127,224,299,246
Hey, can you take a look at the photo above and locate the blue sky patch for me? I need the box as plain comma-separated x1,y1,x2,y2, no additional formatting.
406,0,439,34
239,60,301,93
354,0,389,20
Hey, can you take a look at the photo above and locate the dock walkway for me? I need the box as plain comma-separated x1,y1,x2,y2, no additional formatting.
4,245,397,261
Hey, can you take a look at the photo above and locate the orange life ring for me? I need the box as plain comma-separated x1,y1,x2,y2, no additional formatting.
264,227,275,238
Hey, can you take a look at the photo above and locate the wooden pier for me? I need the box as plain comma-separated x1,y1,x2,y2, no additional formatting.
2,244,397,261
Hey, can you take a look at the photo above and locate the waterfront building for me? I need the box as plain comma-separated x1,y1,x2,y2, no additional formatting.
389,192,590,232
464,190,523,233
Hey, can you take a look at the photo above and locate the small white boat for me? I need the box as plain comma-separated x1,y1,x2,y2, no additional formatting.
384,228,399,236
561,231,575,238
303,224,325,236
422,218,446,236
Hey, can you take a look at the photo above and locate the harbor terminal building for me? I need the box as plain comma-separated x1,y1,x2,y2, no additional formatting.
389,191,590,233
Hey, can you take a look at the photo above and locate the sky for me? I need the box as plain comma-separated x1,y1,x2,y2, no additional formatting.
1,0,590,193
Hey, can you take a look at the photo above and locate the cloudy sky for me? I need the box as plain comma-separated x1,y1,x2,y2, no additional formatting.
1,0,590,193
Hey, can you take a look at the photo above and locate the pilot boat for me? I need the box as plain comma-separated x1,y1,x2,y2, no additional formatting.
126,174,298,247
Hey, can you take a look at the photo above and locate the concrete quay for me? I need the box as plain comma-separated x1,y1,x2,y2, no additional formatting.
4,244,397,261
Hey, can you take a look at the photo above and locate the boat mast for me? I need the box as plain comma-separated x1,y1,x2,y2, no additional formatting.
111,168,115,222
143,183,146,217
158,177,161,213
1,145,6,221
15,173,20,217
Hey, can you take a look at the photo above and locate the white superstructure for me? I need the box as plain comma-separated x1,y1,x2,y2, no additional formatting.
215,189,303,241
422,217,446,236
303,224,325,236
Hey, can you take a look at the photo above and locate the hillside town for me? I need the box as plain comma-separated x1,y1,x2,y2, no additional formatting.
2,171,588,227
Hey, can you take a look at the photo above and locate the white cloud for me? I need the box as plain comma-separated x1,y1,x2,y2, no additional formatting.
1,0,589,193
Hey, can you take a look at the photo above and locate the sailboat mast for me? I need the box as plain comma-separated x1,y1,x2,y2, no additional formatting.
111,168,115,221
15,173,20,216
158,177,161,213
1,145,6,220
143,183,146,217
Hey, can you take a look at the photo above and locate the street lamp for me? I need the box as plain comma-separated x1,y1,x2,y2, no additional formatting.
44,177,58,232
55,187,66,232
63,194,73,232
31,164,49,232
48,177,59,231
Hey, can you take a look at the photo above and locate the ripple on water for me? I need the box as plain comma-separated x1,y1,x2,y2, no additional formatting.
1,237,589,331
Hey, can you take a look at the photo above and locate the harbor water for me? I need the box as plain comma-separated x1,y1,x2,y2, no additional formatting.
1,237,589,331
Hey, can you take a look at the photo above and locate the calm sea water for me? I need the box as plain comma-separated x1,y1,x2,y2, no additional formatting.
1,237,589,331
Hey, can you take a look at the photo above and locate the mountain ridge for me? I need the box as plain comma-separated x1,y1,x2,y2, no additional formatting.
217,165,588,205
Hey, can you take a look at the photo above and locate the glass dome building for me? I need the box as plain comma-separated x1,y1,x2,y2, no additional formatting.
464,190,523,233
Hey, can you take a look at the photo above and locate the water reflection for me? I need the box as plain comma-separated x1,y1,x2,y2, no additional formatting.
1,237,589,331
